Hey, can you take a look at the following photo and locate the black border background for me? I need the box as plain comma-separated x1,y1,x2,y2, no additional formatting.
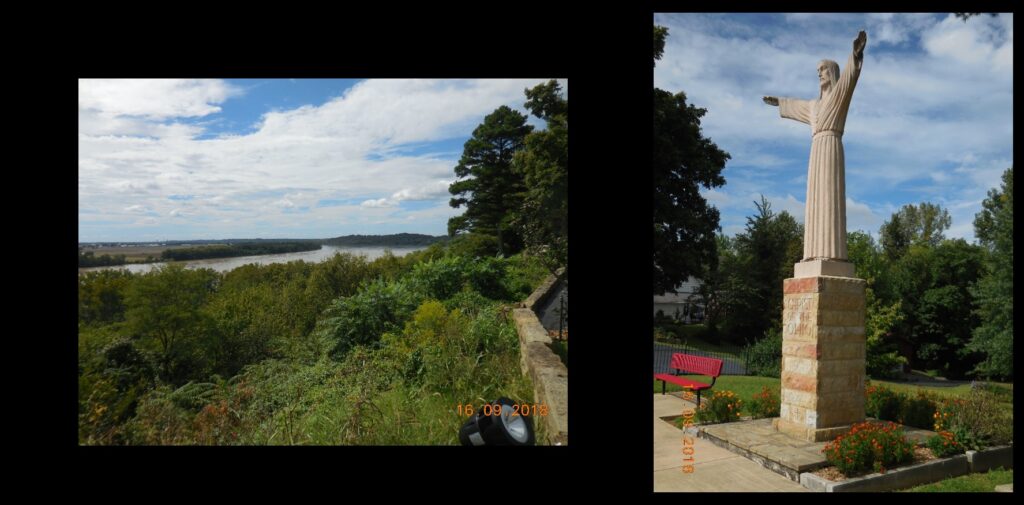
45,7,657,493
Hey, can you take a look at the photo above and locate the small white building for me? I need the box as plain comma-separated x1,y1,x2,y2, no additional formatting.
653,276,705,323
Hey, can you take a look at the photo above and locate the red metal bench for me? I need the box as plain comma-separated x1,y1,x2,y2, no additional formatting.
654,353,724,405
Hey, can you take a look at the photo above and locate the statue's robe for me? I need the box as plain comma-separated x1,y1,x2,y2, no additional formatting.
778,49,863,261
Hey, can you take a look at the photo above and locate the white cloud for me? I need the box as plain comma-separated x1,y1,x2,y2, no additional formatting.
78,79,242,120
79,78,562,240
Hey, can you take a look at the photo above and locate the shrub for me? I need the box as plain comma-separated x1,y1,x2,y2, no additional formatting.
316,278,423,359
694,390,742,424
822,421,915,476
865,384,901,422
744,327,781,378
932,392,1012,450
899,391,938,429
926,430,965,458
747,386,780,419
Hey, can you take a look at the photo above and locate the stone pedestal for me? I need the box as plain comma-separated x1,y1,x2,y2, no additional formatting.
774,274,866,442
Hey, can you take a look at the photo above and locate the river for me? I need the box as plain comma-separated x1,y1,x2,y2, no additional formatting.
78,245,426,275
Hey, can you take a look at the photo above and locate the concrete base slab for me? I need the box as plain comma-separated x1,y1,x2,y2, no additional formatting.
966,445,1013,473
995,484,1013,492
801,454,969,492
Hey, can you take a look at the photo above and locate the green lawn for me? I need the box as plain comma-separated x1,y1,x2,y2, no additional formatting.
654,375,780,415
899,468,1012,492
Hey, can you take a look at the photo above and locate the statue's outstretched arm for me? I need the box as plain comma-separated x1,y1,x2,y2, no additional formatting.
763,96,779,106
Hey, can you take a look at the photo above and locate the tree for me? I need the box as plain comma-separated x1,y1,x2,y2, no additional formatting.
448,105,534,257
728,196,802,342
702,197,801,344
653,27,730,294
969,167,1013,379
879,202,951,260
125,264,219,384
886,239,985,377
511,80,568,272
654,25,668,65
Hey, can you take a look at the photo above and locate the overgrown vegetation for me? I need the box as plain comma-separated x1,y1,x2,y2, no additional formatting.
79,246,550,445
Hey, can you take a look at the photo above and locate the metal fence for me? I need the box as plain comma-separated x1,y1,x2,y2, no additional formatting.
653,342,748,375
659,340,778,376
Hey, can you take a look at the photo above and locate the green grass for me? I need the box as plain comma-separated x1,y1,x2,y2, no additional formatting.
654,375,780,416
899,468,1012,492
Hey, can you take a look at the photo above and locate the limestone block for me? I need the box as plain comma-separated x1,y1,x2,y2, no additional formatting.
783,356,819,376
818,342,865,360
782,389,817,409
782,371,818,392
782,342,819,359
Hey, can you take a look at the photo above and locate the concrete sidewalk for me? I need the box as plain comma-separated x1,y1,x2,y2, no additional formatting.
654,394,808,492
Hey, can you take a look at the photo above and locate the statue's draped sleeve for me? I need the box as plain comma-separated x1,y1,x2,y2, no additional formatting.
779,98,812,125
835,49,863,100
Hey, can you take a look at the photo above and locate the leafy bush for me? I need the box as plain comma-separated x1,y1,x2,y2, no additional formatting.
899,391,938,429
744,327,781,377
315,278,423,359
695,390,743,424
926,430,965,457
747,386,780,419
932,392,1012,450
823,422,915,476
865,384,901,421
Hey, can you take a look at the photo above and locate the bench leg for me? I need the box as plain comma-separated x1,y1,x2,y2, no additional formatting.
661,381,666,395
697,390,701,407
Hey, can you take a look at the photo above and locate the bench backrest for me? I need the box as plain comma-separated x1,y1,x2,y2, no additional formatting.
670,353,724,377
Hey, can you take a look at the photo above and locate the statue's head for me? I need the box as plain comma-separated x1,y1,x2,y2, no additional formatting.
817,59,839,98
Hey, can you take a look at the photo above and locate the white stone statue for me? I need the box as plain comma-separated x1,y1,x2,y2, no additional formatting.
764,31,866,268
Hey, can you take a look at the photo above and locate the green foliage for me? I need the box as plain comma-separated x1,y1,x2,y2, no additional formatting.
315,278,423,360
79,250,128,267
900,391,938,429
654,25,668,64
823,422,915,476
703,198,801,344
880,202,951,260
864,285,907,379
160,241,319,261
969,167,1012,379
926,429,965,457
865,384,902,421
448,105,533,256
695,390,743,424
79,269,133,325
747,386,779,419
511,80,568,272
652,86,729,295
932,392,1013,449
743,327,782,378
125,264,219,384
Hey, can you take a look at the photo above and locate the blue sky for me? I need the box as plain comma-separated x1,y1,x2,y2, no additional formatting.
654,13,1012,243
78,78,563,242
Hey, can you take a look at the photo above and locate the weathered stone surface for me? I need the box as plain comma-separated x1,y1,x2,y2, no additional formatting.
782,342,819,359
966,445,1013,473
782,372,817,392
512,278,567,446
784,277,821,294
794,259,855,278
783,356,819,376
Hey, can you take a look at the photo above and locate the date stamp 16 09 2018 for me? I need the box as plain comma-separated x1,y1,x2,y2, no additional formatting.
680,387,696,473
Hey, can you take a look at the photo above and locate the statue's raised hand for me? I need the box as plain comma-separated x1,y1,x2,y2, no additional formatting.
853,30,867,56
763,96,779,106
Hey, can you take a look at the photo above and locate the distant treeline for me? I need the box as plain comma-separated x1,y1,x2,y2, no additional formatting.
161,242,321,261
321,233,447,247
80,251,128,267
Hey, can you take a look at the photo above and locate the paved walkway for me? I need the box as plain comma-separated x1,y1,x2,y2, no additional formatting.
654,394,808,492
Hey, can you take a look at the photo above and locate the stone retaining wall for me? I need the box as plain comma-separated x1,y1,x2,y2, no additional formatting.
512,268,568,445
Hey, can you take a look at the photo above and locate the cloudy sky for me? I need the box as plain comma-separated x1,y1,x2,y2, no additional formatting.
654,13,1012,242
79,78,562,242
